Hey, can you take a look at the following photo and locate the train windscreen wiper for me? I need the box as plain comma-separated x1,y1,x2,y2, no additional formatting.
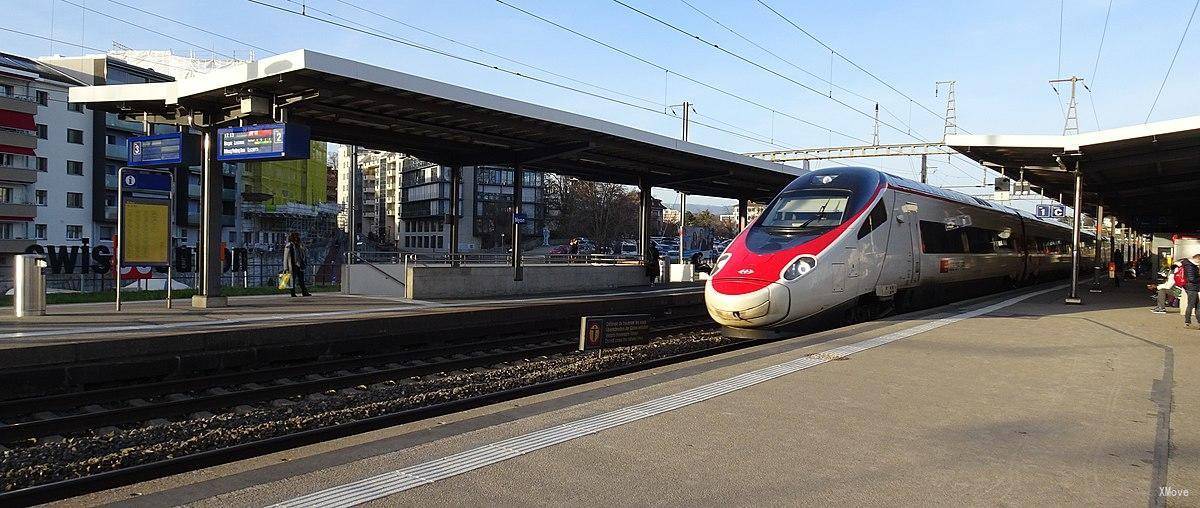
794,200,831,229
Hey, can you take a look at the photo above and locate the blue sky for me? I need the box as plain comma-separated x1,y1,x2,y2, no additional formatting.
3,0,1197,207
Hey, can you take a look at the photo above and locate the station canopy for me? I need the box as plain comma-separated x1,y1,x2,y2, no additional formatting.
69,49,798,200
947,116,1200,233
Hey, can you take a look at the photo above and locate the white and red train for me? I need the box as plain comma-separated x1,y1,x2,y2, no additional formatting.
706,166,1093,333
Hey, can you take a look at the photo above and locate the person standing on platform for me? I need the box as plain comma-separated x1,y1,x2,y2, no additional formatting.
283,232,312,298
1183,254,1200,328
645,242,660,284
1112,249,1125,287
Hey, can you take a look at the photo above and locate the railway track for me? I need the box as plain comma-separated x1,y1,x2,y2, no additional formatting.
0,317,751,506
0,316,710,444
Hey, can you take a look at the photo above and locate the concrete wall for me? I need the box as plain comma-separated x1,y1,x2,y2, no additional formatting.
342,263,407,297
406,264,648,299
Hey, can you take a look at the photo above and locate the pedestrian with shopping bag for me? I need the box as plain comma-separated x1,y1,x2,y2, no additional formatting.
282,232,312,297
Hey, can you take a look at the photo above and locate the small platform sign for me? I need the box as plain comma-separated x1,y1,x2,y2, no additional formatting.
121,168,172,193
1036,204,1066,218
513,212,528,225
217,123,311,162
579,314,652,351
127,132,201,167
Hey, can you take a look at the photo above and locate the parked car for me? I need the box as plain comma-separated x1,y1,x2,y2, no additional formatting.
616,240,639,258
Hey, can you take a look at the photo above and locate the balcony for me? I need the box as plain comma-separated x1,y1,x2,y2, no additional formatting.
105,173,118,188
0,238,34,253
186,212,201,225
0,166,37,184
104,143,128,160
105,206,117,221
104,114,144,133
0,202,36,219
0,95,37,115
188,184,201,196
0,128,36,150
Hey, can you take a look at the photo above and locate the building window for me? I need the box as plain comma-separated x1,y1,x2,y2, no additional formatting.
36,90,48,106
0,84,12,96
98,225,113,240
0,187,14,204
33,224,46,240
35,189,46,206
66,192,84,208
36,124,47,140
105,164,117,175
0,153,29,169
0,223,15,240
66,225,82,240
105,134,117,145
67,128,84,144
67,102,83,113
67,160,84,175
36,157,47,172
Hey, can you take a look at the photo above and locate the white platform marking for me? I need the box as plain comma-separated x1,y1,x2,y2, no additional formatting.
270,284,1065,508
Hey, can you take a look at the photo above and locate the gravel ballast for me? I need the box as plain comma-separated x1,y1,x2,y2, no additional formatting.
1,329,734,492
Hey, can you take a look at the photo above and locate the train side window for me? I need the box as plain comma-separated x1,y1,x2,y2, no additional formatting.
966,228,994,254
856,202,889,239
919,220,967,254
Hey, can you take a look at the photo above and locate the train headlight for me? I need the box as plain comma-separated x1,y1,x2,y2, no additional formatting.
782,255,816,280
713,253,732,273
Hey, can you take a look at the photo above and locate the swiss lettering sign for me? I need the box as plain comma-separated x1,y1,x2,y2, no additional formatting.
578,314,652,351
217,123,311,162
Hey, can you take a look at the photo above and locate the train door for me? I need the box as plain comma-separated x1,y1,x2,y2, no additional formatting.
884,193,921,288
904,201,921,286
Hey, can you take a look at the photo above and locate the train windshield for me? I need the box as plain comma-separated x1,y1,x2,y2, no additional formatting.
760,190,850,231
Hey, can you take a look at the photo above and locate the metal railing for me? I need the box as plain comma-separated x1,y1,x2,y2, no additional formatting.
0,261,341,296
352,251,643,266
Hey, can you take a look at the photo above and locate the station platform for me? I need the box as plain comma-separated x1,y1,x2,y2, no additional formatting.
0,284,703,399
61,279,1197,507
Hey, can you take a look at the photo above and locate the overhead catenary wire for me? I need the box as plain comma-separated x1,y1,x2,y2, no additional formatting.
753,0,964,133
57,0,240,60
245,0,807,153
609,0,917,141
494,0,869,144
609,1,984,181
102,0,279,57
326,0,665,111
0,26,207,76
1086,0,1113,130
675,0,933,141
1145,0,1199,122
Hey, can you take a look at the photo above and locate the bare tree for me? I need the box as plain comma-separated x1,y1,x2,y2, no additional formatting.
545,175,638,248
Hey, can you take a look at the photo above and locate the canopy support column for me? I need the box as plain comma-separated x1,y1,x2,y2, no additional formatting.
638,178,651,260
678,192,687,264
449,165,462,267
192,120,226,308
512,162,524,281
1065,158,1084,305
1090,204,1104,293
738,198,749,230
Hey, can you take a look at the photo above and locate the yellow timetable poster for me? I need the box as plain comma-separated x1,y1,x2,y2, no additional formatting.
122,199,171,265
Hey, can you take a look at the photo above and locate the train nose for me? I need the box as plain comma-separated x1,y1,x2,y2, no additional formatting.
704,279,791,327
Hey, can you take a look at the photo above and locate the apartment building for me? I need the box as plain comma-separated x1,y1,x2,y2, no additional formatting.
39,52,242,248
0,52,91,263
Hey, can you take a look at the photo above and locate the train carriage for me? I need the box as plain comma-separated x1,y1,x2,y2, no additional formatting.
706,166,1092,333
